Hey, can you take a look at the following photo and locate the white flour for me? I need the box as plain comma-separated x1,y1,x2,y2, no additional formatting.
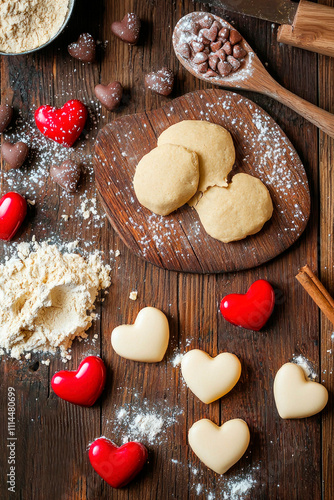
292,354,317,380
0,241,111,359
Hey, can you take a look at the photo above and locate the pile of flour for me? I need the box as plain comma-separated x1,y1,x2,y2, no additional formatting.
0,0,69,53
0,241,111,359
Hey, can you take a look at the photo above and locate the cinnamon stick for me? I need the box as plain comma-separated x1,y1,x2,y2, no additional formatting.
296,265,334,326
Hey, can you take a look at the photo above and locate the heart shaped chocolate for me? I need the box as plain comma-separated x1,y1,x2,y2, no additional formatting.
95,82,123,111
145,68,174,96
274,362,328,419
68,33,96,62
188,418,250,474
111,306,169,362
0,104,13,133
50,160,81,192
111,13,141,45
2,141,29,170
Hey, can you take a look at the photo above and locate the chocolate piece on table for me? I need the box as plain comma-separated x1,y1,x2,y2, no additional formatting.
95,82,123,111
50,160,81,192
2,141,29,170
145,68,174,96
0,104,13,133
68,33,96,62
111,13,141,45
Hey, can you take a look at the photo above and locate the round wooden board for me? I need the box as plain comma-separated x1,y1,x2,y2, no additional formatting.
93,89,310,274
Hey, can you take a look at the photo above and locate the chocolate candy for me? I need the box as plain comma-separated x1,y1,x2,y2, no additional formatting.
0,104,13,133
50,160,81,192
145,68,174,96
111,13,141,45
68,33,96,62
94,82,123,111
2,141,29,170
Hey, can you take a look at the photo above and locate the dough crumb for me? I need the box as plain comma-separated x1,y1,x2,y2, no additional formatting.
129,290,138,301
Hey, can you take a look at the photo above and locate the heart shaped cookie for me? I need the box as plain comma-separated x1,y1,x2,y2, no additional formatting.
35,99,88,147
0,104,13,133
188,418,250,474
220,279,275,331
195,173,273,243
181,350,241,403
2,141,29,170
111,307,169,362
50,160,81,192
89,438,148,488
111,13,141,45
95,82,123,111
274,362,328,419
68,33,96,62
51,356,106,407
145,68,174,96
0,192,27,241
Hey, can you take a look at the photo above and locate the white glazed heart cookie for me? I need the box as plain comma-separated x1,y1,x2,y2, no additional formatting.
188,418,250,474
158,120,235,204
195,173,273,243
133,143,199,216
181,350,241,403
111,307,169,362
274,362,328,419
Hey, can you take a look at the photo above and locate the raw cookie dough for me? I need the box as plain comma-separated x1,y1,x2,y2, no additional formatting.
133,143,199,216
157,120,235,204
111,307,169,362
195,173,273,243
274,362,328,419
181,350,241,404
188,418,250,474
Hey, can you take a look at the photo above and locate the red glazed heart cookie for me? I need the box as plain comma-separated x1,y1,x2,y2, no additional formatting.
144,68,174,96
51,356,106,406
0,104,13,133
89,437,148,488
95,82,123,111
68,33,96,62
2,141,29,170
35,99,88,147
111,13,141,45
50,160,81,192
220,279,275,331
0,192,27,241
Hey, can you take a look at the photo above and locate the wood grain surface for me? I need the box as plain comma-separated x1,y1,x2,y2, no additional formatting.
0,0,332,499
95,89,310,273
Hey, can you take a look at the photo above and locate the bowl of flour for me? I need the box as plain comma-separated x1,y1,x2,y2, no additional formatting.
0,0,76,55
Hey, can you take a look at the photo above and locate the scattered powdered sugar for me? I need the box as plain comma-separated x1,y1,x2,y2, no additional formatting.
106,392,183,445
171,352,184,367
292,354,317,380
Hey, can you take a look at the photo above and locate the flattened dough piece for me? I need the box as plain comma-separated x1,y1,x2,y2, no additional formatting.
158,120,235,204
133,143,199,216
195,173,273,243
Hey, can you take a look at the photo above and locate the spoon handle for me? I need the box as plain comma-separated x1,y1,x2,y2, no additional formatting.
263,79,334,138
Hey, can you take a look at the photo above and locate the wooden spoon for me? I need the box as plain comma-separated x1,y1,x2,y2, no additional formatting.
173,12,334,138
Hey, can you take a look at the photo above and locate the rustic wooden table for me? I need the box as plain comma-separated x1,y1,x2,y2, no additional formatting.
0,1,333,499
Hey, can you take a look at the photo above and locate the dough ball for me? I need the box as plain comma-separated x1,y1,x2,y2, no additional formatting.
195,173,273,243
133,143,199,216
158,120,235,204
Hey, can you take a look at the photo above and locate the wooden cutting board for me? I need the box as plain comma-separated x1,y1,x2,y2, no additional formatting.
93,89,310,273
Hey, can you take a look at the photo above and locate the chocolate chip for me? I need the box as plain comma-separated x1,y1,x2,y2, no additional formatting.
95,82,123,111
179,43,191,59
2,141,29,170
229,30,243,45
205,69,218,78
215,48,226,61
68,33,96,62
222,41,232,56
111,13,141,44
227,55,241,71
0,105,13,133
200,26,218,42
145,68,174,96
198,14,214,29
197,61,208,73
233,45,247,59
191,41,205,53
211,21,222,32
50,160,81,192
217,61,232,77
210,40,222,52
208,55,219,71
192,52,208,64
218,28,230,42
